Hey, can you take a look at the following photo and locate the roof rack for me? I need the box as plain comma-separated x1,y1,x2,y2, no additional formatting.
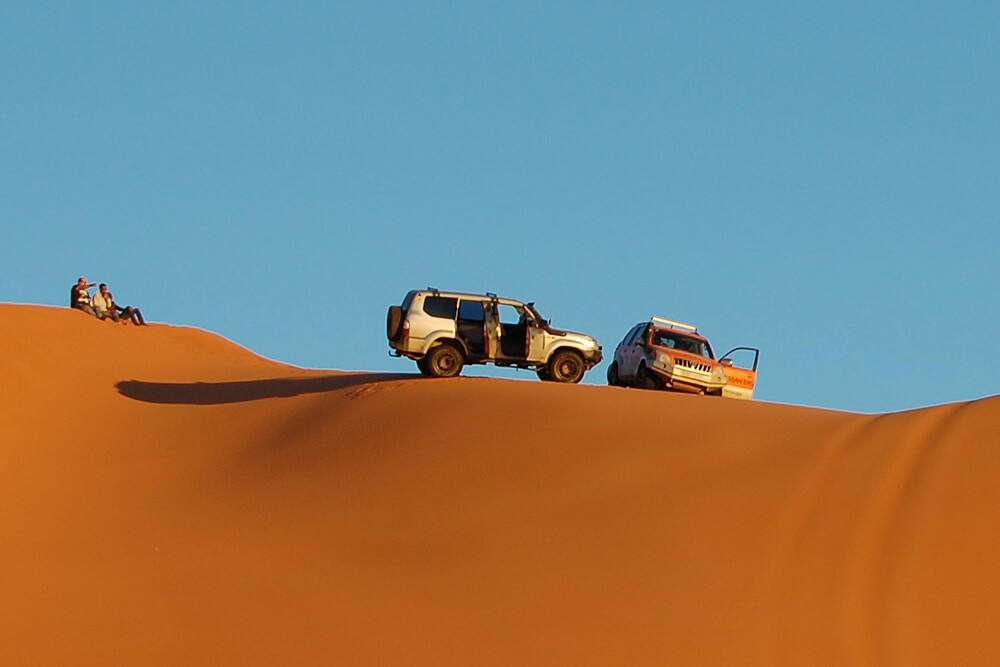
651,316,698,333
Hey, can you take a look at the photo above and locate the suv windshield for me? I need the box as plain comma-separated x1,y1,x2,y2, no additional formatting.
525,304,545,327
651,329,713,359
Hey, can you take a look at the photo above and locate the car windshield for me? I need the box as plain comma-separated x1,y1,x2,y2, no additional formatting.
650,329,713,359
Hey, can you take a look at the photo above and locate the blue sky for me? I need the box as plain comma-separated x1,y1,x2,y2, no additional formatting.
2,1,998,413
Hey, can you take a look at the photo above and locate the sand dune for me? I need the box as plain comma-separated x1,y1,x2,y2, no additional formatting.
1,303,998,664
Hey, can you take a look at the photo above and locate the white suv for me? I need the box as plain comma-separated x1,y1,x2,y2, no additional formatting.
386,288,603,383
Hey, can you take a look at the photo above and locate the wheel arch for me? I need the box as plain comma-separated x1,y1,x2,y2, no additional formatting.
422,335,470,360
543,344,590,367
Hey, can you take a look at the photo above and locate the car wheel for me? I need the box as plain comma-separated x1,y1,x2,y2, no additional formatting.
536,367,551,382
416,356,434,376
634,362,657,390
386,306,404,341
426,344,464,378
548,350,585,384
607,361,620,386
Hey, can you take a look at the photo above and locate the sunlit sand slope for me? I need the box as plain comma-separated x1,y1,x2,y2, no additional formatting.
1,304,998,664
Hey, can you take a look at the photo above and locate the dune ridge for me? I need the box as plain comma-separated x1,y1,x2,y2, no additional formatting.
1,303,998,664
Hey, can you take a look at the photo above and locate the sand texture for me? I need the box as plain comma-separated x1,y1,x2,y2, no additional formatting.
1,304,998,665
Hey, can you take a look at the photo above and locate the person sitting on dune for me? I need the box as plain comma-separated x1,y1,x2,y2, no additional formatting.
92,283,124,323
70,277,100,318
114,293,146,326
93,283,146,325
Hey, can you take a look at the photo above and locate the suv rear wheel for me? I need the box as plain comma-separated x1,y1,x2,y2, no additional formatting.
425,344,464,378
547,350,585,384
606,361,621,386
416,356,434,376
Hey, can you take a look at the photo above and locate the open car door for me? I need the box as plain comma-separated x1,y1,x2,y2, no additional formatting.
719,347,759,400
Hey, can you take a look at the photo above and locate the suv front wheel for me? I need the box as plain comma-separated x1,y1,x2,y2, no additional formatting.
547,350,585,384
634,362,659,390
424,344,465,378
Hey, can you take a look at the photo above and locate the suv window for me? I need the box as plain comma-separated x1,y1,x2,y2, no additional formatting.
623,323,643,345
497,304,523,326
401,291,417,312
458,300,485,322
423,296,458,319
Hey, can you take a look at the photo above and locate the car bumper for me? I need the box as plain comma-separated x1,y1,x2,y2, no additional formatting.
584,347,603,366
649,361,725,391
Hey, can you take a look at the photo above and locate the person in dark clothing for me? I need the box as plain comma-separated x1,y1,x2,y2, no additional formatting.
114,296,146,326
70,277,99,318
96,283,146,325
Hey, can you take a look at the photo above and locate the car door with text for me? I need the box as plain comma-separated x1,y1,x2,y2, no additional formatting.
719,347,759,400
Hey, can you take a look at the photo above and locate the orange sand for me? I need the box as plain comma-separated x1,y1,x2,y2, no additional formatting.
1,304,998,664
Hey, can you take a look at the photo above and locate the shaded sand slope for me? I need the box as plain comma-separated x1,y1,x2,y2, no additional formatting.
2,304,999,664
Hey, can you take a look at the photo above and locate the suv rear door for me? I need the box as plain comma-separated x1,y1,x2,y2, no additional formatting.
616,323,646,381
719,347,760,399
457,299,488,359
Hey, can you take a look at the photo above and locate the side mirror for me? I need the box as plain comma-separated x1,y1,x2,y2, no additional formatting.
720,358,734,367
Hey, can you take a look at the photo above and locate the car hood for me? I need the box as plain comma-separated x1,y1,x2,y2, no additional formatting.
543,323,598,344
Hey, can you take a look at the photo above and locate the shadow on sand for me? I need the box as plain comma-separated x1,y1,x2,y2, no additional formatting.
116,372,420,405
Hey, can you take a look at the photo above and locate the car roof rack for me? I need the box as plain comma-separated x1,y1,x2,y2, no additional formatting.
651,316,698,333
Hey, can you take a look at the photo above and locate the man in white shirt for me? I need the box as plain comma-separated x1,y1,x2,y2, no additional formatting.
92,283,121,322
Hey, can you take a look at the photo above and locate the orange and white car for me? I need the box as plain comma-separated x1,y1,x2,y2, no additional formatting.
607,317,760,399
